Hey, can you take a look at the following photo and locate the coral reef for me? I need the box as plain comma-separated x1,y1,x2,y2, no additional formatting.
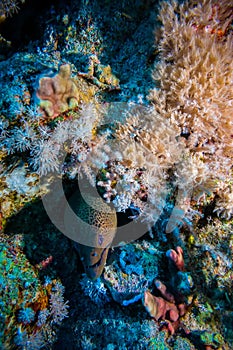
36,64,81,118
103,240,160,305
0,0,232,348
143,247,193,334
0,234,68,349
0,0,24,19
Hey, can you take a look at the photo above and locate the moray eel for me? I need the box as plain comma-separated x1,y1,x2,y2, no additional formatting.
68,185,117,280
74,243,110,280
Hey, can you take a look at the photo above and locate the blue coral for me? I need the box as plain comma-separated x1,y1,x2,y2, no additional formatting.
80,275,111,305
18,307,35,324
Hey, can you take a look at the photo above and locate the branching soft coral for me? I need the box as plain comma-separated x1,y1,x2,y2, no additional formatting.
147,0,233,219
184,0,233,36
100,0,233,231
150,1,233,156
0,0,25,18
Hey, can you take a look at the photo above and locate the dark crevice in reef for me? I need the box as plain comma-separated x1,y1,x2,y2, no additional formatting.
0,0,72,50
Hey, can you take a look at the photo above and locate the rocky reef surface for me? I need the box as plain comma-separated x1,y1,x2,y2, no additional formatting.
0,0,232,349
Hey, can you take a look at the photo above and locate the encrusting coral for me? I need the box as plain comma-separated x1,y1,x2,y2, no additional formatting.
78,54,120,90
36,63,98,119
36,64,80,118
0,235,69,348
143,247,193,335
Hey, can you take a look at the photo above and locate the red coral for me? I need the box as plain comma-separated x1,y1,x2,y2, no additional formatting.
36,255,53,270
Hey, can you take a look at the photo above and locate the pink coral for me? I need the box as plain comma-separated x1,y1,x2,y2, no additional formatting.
36,64,80,118
143,291,179,334
166,246,185,272
142,247,191,334
143,291,179,322
154,279,175,303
